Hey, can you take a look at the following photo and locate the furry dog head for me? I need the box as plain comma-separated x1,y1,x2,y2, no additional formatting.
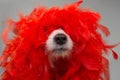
0,1,118,80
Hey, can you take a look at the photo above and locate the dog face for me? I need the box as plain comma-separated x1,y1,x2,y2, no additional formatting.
45,29,73,68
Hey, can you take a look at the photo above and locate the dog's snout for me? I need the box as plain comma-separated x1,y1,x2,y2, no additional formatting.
54,34,67,45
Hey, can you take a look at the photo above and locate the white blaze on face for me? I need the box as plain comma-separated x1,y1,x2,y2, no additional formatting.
45,29,73,68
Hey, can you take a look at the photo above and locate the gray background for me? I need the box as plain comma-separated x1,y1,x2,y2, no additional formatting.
0,0,120,80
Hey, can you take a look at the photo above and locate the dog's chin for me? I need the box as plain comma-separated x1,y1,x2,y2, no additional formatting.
49,48,71,58
46,48,72,68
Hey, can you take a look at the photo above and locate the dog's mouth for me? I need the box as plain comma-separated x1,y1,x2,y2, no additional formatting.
53,47,68,53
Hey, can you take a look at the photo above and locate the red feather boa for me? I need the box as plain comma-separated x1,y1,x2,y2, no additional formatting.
0,1,118,80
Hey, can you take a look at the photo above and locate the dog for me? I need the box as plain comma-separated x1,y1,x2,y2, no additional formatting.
0,1,118,80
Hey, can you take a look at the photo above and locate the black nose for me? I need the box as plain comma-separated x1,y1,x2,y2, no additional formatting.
54,34,67,45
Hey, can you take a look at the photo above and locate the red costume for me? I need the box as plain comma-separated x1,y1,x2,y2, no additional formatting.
0,1,118,80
